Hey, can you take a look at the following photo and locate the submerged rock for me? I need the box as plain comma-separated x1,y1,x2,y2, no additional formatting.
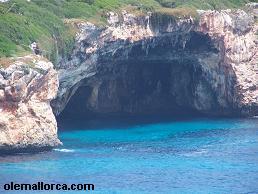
0,55,61,154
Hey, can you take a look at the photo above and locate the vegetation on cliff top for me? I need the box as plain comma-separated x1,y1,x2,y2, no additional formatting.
0,0,254,64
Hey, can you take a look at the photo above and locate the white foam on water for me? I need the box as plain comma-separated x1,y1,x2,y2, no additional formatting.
53,148,75,153
181,149,208,157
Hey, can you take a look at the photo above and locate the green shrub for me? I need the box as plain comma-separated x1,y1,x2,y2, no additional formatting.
155,0,250,10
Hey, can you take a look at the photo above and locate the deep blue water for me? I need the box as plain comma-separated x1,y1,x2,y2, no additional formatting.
0,117,258,194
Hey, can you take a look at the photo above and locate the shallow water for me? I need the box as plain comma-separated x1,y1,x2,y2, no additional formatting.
1,117,258,194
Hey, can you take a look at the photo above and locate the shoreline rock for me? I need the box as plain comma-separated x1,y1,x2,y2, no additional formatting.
0,55,62,154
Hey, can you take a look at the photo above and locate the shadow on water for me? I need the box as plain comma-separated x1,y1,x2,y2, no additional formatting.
57,113,203,131
0,151,58,163
57,111,248,131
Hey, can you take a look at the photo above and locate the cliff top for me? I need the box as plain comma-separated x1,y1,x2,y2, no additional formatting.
0,0,256,64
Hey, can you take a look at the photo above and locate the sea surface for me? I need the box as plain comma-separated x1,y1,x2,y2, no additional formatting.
0,117,258,194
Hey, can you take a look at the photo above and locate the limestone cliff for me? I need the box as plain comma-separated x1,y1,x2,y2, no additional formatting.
0,55,61,154
199,9,258,115
53,8,258,118
0,7,257,154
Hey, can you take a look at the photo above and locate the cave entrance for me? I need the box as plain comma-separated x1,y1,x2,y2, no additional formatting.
58,59,204,120
58,31,219,120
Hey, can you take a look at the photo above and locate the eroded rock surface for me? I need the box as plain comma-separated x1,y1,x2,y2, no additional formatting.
0,8,257,154
54,8,258,117
199,9,258,115
0,55,61,154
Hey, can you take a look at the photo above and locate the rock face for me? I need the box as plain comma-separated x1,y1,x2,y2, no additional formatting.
0,55,61,154
199,10,258,115
53,9,258,118
0,8,257,153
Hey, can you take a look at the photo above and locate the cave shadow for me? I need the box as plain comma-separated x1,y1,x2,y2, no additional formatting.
56,31,240,131
57,112,206,131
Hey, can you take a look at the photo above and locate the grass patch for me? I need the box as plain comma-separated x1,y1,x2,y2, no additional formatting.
0,57,15,68
155,7,198,18
0,0,76,63
156,0,251,10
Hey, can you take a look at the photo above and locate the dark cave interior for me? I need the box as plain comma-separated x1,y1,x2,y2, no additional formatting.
58,31,219,120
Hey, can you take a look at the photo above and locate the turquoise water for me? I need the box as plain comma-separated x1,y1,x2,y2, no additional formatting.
1,117,258,194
